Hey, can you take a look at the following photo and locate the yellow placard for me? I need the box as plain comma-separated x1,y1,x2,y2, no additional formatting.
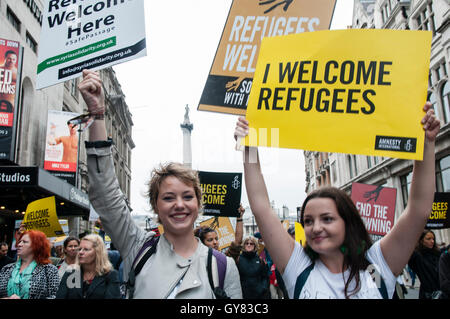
158,224,164,236
23,196,64,237
200,217,235,251
244,29,432,160
295,222,306,247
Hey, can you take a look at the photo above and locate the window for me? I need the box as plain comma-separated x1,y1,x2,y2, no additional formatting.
415,2,436,34
26,32,37,53
331,162,337,183
428,91,440,120
439,156,450,192
367,156,372,169
428,61,448,123
381,2,391,24
400,171,413,208
7,7,21,33
353,155,358,177
347,155,357,179
70,79,79,99
441,81,450,123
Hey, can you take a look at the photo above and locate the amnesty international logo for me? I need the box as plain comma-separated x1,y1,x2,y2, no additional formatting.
232,175,241,190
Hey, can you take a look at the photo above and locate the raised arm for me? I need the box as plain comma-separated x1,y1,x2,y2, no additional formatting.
78,69,146,263
235,117,294,273
78,69,107,142
380,102,440,276
233,204,245,246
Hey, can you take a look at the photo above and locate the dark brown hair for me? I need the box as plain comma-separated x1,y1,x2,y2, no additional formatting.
300,187,373,298
194,226,217,244
417,229,441,255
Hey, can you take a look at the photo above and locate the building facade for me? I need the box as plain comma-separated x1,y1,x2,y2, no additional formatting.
304,0,450,244
0,0,134,242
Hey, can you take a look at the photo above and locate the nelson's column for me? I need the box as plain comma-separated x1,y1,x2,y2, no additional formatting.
180,105,193,168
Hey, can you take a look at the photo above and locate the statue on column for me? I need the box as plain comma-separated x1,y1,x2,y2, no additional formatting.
184,104,190,124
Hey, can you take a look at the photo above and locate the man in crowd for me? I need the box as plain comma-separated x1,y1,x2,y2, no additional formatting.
0,242,14,270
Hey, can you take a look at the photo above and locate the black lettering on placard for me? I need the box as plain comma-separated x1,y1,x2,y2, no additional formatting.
427,193,450,229
46,0,129,40
257,60,393,116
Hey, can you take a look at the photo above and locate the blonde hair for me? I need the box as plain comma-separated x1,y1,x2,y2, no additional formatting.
147,162,202,223
78,234,113,276
242,236,259,253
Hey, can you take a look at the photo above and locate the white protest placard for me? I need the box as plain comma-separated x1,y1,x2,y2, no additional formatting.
37,0,147,89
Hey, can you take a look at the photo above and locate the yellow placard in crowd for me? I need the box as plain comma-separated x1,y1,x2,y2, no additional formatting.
200,217,236,251
295,222,306,247
243,29,432,160
23,196,64,237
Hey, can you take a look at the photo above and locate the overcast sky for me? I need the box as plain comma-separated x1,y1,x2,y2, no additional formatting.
112,0,354,216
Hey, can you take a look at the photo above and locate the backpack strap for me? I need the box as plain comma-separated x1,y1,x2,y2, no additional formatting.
207,248,215,289
367,262,388,299
294,262,314,299
207,248,229,299
127,236,160,299
211,249,227,289
293,260,389,299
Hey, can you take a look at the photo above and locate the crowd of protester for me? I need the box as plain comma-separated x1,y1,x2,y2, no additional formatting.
0,69,447,299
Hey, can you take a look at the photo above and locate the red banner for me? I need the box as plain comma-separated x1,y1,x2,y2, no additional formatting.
44,161,77,172
0,112,13,127
351,182,397,236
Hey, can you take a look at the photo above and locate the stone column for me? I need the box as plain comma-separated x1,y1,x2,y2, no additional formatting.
180,105,193,168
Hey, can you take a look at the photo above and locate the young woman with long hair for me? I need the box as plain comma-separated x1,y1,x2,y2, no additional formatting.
234,101,440,299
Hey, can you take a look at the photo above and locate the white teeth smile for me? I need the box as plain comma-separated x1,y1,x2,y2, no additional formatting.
172,214,188,220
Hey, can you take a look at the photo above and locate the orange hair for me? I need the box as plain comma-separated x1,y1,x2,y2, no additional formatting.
24,230,51,265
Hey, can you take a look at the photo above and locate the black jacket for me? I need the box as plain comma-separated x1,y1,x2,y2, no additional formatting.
237,251,270,299
408,248,441,299
0,255,15,271
439,247,450,298
56,268,121,299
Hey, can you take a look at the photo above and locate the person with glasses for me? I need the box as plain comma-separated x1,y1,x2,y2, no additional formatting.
56,234,121,299
77,69,242,299
236,236,271,299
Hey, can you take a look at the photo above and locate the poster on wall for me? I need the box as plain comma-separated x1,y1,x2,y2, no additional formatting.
0,38,23,163
36,0,147,89
351,182,397,236
44,110,80,185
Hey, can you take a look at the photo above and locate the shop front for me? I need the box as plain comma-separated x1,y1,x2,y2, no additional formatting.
0,165,89,250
